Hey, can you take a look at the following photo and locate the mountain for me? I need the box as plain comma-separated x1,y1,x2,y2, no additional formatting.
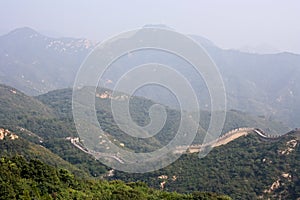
110,129,300,199
2,26,300,199
0,84,109,177
0,27,95,95
0,84,289,167
0,84,298,199
211,50,300,128
0,84,54,124
37,87,290,143
0,84,239,199
1,27,300,128
238,43,281,54
99,34,300,128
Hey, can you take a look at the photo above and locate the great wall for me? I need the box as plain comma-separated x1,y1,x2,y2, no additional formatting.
174,127,284,154
69,126,291,163
0,124,295,166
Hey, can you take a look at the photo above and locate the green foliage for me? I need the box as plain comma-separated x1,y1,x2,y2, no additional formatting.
0,84,54,126
37,87,289,152
0,136,88,178
0,156,230,199
43,138,108,177
111,131,300,199
0,84,296,199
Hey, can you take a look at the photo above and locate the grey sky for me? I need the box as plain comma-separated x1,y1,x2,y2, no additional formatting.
1,0,299,53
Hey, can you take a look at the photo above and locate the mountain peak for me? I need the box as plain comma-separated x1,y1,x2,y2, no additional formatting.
142,24,175,31
4,27,43,39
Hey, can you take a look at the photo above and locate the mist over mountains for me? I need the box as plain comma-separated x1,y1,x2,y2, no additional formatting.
1,26,300,199
1,27,300,129
0,27,94,95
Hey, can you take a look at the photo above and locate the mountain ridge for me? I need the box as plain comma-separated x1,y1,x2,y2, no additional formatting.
1,27,299,126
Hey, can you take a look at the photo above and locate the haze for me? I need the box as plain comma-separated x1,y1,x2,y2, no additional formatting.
0,0,300,53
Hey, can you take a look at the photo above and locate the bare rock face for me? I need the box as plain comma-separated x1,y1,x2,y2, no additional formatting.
0,128,19,140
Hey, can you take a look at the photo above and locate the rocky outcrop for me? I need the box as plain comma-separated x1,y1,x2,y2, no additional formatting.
0,128,19,140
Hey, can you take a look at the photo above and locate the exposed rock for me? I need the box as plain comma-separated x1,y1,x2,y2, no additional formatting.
158,175,168,179
264,179,280,194
0,128,19,140
278,139,297,155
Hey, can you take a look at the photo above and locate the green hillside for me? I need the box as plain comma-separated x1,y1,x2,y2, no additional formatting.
37,87,290,144
0,156,231,200
0,128,87,177
110,129,300,199
0,84,54,125
0,84,298,199
0,85,108,177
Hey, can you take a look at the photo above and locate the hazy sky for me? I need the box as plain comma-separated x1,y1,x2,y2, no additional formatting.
1,0,299,53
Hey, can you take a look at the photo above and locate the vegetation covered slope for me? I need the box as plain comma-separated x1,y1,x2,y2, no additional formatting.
0,84,297,199
110,129,300,199
0,156,231,200
0,84,291,175
0,84,54,124
0,128,87,177
37,87,290,137
0,84,108,177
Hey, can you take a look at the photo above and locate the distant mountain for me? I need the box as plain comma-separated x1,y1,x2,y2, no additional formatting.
1,27,300,128
94,29,300,128
0,27,96,95
214,51,300,128
238,43,281,54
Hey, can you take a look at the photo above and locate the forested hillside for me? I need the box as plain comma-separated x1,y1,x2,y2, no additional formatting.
110,129,300,199
0,83,298,199
0,156,231,199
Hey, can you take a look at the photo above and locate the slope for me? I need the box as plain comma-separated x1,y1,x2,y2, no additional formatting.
110,129,300,199
0,128,87,177
0,84,108,177
0,156,231,200
0,84,55,128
